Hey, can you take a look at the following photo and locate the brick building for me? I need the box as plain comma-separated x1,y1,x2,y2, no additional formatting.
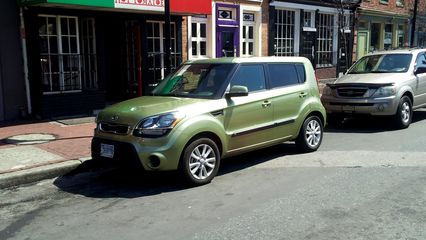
353,0,412,60
413,0,426,47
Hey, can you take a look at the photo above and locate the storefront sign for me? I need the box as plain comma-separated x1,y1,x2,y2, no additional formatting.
114,0,164,12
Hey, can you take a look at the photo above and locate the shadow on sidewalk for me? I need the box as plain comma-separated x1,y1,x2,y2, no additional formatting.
53,143,301,199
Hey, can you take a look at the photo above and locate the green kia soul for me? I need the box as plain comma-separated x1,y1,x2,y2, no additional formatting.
92,57,326,185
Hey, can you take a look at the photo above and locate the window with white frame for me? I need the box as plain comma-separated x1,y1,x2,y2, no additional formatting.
242,13,255,57
317,13,334,67
38,15,81,93
146,21,178,85
190,18,207,58
274,9,295,56
303,11,314,27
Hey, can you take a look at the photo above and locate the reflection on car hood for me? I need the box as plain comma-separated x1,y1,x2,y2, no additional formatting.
335,73,404,85
97,96,209,126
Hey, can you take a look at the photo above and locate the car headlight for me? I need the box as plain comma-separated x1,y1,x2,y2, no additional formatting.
322,85,333,96
133,112,185,137
372,86,396,98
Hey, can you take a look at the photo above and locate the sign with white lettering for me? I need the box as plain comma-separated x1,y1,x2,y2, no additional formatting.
114,0,165,12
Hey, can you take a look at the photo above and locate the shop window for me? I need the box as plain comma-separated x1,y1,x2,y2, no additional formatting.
384,24,393,50
147,21,179,87
274,9,295,56
242,13,255,57
190,18,208,59
317,13,334,67
38,15,81,94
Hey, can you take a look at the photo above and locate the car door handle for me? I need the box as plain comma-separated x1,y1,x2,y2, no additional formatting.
262,101,272,108
299,92,308,98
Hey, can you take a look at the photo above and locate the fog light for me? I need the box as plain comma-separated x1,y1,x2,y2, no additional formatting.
377,104,385,111
148,155,161,168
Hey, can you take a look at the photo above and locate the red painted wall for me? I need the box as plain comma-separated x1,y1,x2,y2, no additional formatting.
171,0,211,15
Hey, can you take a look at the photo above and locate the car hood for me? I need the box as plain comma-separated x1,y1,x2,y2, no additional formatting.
97,96,211,126
333,73,405,85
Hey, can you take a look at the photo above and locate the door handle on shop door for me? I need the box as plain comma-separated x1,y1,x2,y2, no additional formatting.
262,101,272,108
299,92,308,98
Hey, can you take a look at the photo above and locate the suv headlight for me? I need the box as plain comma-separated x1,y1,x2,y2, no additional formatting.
322,85,333,96
133,112,185,137
372,86,396,98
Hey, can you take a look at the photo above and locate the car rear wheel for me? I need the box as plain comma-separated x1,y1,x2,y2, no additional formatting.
296,116,323,152
394,96,412,129
179,138,220,186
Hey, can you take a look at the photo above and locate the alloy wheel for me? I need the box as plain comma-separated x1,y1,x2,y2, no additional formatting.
401,101,411,124
305,119,322,148
189,144,216,180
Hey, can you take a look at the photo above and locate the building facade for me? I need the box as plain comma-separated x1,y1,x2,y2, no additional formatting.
268,0,358,79
14,0,210,119
354,0,411,60
413,0,426,47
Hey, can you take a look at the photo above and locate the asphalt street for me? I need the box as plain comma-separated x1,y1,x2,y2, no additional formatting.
1,109,426,240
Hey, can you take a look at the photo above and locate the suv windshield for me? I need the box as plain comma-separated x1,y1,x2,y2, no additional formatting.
152,63,235,99
348,53,412,74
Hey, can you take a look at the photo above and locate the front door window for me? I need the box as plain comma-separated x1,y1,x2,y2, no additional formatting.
221,31,235,57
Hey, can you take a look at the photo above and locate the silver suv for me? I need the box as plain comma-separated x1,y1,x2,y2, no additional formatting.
321,49,426,128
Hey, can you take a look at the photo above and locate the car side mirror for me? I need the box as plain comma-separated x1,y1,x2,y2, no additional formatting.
415,66,426,75
225,85,248,98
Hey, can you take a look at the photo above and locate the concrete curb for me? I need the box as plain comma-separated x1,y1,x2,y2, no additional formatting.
0,159,88,189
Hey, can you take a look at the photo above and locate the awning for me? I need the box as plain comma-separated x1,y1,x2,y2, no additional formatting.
18,0,212,15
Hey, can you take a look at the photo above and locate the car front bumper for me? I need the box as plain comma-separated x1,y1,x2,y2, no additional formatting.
321,95,398,116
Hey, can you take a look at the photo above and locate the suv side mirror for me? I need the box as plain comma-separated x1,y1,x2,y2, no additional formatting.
225,85,248,98
415,66,426,75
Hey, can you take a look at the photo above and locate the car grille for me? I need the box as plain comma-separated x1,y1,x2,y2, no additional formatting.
336,87,368,98
99,122,130,135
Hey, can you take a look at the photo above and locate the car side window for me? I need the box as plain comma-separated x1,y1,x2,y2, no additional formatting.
416,53,426,69
268,63,302,88
230,64,266,92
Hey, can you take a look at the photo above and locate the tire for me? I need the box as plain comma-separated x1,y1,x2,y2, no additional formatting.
394,96,412,129
327,113,344,126
179,138,220,186
296,116,324,153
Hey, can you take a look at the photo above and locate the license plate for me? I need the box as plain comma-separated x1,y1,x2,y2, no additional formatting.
342,105,355,112
100,143,114,158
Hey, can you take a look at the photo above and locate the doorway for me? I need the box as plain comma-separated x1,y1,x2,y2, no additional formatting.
124,21,143,98
217,27,239,57
357,31,368,60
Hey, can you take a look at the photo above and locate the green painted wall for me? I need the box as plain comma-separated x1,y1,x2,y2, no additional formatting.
19,0,114,8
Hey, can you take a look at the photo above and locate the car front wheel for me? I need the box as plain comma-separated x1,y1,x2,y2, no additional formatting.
394,96,412,129
296,116,323,152
179,138,220,186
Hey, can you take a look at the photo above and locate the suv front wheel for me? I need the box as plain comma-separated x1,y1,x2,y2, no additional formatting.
179,138,221,185
296,116,323,152
394,96,412,129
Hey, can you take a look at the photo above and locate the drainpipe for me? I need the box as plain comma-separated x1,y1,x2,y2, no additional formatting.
410,0,419,47
19,7,32,115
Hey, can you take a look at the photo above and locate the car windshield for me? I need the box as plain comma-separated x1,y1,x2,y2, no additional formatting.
348,53,412,74
152,63,235,99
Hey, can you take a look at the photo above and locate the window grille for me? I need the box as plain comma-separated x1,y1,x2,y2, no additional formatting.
317,13,334,67
274,9,295,56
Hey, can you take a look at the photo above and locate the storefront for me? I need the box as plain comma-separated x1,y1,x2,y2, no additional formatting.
185,0,264,60
268,0,356,79
355,8,410,60
18,0,211,118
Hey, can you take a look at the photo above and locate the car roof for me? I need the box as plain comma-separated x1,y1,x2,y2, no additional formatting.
365,48,426,56
185,56,311,65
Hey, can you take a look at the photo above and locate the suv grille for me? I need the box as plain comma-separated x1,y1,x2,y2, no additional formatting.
336,87,368,98
99,122,130,135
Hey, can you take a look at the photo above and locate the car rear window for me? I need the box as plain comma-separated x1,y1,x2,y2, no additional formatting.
268,63,305,88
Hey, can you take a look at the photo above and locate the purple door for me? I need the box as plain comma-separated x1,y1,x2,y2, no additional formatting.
217,26,239,57
216,3,240,58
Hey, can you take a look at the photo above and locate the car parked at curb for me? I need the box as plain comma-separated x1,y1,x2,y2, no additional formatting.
92,57,326,185
321,49,426,128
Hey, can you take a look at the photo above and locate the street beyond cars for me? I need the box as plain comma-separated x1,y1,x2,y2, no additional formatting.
92,57,326,185
321,49,426,128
